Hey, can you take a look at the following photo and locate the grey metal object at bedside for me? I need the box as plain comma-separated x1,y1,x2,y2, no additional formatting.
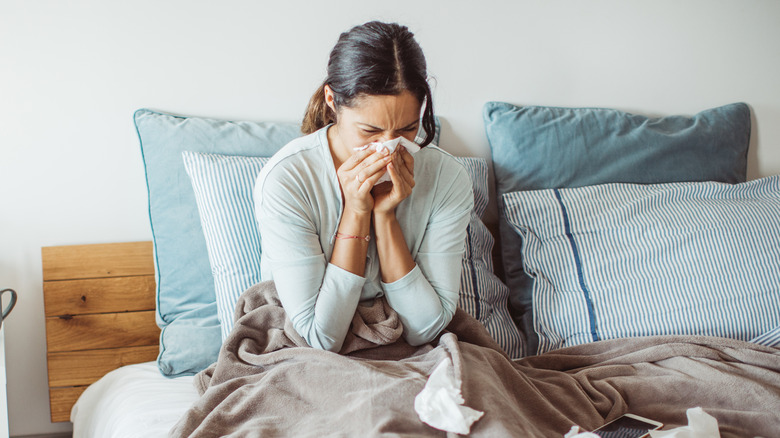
0,289,15,328
0,288,12,438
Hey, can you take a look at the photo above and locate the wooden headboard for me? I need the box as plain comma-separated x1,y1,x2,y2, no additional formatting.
42,241,160,422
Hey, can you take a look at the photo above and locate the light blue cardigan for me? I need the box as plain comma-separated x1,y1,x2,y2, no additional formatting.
254,126,473,351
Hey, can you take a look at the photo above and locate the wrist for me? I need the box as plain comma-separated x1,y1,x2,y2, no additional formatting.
339,208,372,236
372,209,396,223
344,202,373,217
335,232,370,242
343,208,372,222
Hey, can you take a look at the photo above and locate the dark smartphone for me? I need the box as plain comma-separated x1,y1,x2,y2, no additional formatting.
592,413,663,438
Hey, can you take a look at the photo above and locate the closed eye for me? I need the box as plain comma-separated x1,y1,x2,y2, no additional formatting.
358,123,417,136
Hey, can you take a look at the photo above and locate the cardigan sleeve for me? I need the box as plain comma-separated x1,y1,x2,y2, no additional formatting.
381,161,473,346
256,165,366,352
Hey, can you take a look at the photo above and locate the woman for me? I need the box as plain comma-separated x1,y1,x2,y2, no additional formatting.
255,21,473,352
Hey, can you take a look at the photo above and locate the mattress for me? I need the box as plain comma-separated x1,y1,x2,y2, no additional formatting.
71,361,197,438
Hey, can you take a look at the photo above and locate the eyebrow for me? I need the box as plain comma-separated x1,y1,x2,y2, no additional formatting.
358,120,419,131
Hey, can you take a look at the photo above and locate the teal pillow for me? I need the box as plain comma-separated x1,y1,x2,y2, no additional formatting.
483,102,751,352
134,109,301,376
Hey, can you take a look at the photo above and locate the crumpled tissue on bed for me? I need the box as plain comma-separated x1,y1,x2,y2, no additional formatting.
564,426,600,438
649,407,720,438
414,357,484,435
353,137,421,185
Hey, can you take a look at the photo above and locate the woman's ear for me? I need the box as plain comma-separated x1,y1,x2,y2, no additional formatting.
323,85,337,114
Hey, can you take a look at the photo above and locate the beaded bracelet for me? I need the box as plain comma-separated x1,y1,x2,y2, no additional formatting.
335,232,370,242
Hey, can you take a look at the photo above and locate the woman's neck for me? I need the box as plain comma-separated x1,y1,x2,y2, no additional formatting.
326,124,351,169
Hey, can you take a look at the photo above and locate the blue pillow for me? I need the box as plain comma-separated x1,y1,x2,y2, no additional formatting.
134,109,301,376
484,102,752,352
502,176,780,354
455,157,524,358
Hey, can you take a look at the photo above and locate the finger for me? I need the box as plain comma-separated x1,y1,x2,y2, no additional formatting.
393,152,416,188
399,147,415,175
355,153,392,183
387,162,411,195
360,167,387,191
355,148,390,172
393,153,413,182
341,147,377,171
354,168,382,194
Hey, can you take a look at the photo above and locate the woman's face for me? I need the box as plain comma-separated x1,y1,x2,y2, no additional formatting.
325,87,421,157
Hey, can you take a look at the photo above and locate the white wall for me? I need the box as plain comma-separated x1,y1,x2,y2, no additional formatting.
2,0,779,435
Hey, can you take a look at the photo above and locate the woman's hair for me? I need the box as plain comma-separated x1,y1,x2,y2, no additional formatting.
302,21,436,147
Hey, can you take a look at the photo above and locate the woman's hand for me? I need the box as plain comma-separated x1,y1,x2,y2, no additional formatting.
372,146,415,216
337,147,393,215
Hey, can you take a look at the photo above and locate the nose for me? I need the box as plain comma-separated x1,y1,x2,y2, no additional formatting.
376,132,394,143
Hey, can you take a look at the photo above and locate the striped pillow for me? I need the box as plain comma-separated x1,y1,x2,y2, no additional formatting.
456,158,524,358
751,325,780,348
184,151,524,356
502,176,780,354
183,151,269,340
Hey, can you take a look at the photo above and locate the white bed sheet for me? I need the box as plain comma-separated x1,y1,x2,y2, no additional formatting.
71,361,198,438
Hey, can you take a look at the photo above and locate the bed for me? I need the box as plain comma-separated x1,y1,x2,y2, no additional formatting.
43,104,780,437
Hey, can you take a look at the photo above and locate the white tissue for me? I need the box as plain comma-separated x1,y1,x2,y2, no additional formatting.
649,407,720,438
414,357,484,435
353,137,421,185
564,426,600,438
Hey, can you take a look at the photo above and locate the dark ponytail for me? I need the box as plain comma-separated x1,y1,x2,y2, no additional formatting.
301,21,436,147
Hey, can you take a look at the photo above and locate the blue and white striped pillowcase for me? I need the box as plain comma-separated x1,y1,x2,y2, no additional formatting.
502,176,780,354
182,151,269,341
750,325,780,348
456,157,525,358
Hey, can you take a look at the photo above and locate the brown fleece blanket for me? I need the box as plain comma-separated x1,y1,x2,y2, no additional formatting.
170,281,780,437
